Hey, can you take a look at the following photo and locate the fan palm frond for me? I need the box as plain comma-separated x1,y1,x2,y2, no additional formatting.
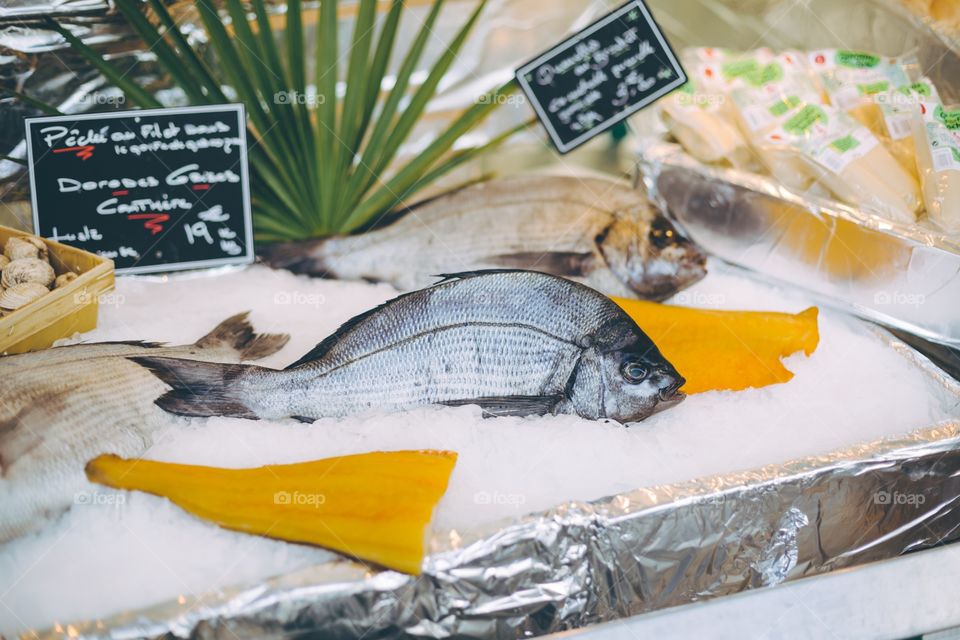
45,0,528,241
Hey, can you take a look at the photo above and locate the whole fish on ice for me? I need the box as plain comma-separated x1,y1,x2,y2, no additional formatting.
260,175,707,300
0,314,288,543
136,270,686,424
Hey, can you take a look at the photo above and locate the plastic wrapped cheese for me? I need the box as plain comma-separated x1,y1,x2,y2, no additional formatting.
802,122,922,224
798,109,922,224
806,49,913,121
753,103,921,222
658,48,758,168
748,103,824,192
806,49,924,176
872,80,940,179
660,79,753,167
912,101,960,231
725,53,823,190
655,46,929,226
728,51,820,136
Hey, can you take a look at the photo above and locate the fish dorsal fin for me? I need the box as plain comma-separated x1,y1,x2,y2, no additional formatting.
284,288,428,369
285,270,545,370
285,270,593,371
432,268,545,284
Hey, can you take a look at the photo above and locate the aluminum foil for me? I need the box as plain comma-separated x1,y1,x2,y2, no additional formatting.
37,334,960,639
0,9,166,203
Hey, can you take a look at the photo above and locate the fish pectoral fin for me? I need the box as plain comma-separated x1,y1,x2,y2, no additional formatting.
440,394,564,418
486,252,595,278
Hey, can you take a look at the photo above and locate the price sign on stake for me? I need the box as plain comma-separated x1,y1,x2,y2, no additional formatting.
515,0,686,154
25,104,254,274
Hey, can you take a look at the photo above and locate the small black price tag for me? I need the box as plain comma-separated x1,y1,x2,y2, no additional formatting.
516,0,686,154
25,104,254,274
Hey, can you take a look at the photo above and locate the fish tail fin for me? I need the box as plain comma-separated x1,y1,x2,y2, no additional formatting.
258,239,332,277
195,312,290,361
132,356,262,419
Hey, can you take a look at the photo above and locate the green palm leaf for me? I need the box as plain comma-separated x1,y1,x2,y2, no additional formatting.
34,0,525,242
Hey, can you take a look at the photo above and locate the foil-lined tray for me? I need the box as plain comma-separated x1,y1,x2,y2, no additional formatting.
38,333,960,639
637,142,960,347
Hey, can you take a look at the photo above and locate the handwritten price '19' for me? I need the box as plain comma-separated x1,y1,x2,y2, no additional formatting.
184,206,242,256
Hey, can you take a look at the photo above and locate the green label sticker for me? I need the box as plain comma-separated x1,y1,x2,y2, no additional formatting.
898,82,932,97
857,80,889,95
769,95,801,117
784,105,827,135
749,62,784,87
935,105,960,131
829,134,860,153
836,50,880,68
721,59,760,80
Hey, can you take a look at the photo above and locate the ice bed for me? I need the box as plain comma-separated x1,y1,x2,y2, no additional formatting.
1,260,957,637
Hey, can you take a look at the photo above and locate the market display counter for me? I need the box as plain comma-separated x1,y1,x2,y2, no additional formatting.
2,261,957,638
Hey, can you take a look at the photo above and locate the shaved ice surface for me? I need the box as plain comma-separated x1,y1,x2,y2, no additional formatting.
1,262,957,634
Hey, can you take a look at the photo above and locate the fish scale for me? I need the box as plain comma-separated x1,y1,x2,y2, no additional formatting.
260,175,708,300
0,314,288,544
139,271,685,426
283,325,580,417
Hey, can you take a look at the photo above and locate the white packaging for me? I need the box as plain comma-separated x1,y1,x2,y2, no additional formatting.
912,101,960,231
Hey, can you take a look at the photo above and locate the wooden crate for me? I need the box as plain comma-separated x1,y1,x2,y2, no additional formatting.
0,226,114,355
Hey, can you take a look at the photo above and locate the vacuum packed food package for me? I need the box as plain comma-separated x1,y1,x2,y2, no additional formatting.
632,0,960,345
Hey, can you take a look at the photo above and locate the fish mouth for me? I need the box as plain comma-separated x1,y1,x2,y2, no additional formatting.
652,390,686,414
654,376,686,412
677,243,708,285
626,241,709,300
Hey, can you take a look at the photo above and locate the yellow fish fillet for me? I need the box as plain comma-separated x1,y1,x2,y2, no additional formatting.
86,450,458,574
613,298,819,394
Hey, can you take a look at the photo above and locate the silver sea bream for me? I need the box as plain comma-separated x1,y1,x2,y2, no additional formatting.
0,314,288,543
260,176,707,300
136,271,686,423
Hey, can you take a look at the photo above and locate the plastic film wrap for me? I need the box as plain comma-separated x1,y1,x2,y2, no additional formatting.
630,0,960,346
638,141,960,346
36,335,960,639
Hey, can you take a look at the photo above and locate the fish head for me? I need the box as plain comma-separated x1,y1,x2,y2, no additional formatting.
591,320,686,423
599,211,707,301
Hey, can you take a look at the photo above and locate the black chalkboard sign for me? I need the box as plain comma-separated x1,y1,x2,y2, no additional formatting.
515,0,686,153
25,104,253,274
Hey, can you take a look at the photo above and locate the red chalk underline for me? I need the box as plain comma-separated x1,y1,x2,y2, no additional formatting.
52,145,95,160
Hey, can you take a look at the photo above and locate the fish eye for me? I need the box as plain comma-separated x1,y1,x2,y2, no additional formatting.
621,360,648,383
649,218,676,249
